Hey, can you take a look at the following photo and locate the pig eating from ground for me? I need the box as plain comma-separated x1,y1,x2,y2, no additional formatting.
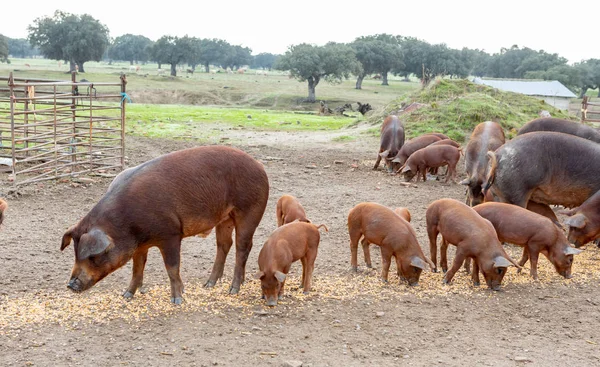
276,195,310,226
473,202,581,279
256,221,328,306
61,146,269,304
373,115,405,172
461,121,505,206
347,202,434,285
397,145,460,183
483,190,561,229
560,190,600,247
426,198,519,290
390,134,441,166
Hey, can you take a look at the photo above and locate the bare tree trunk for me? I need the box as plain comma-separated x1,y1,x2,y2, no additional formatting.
130,60,134,65
69,61,77,73
307,76,320,102
170,63,177,76
579,87,588,99
77,62,85,73
205,62,210,73
597,89,600,98
356,74,365,89
381,71,389,86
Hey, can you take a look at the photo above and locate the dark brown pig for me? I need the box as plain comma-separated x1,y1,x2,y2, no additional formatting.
0,198,7,225
483,190,561,228
461,121,505,206
347,202,434,285
518,117,600,143
373,115,405,172
426,198,519,290
390,134,441,166
61,146,269,304
485,132,600,209
276,195,310,226
560,190,600,247
473,202,581,279
398,145,460,183
256,221,328,306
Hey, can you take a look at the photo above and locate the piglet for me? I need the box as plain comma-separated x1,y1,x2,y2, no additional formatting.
397,145,460,183
473,202,581,279
426,198,520,290
276,195,310,226
393,207,411,222
347,202,434,285
0,198,7,225
256,221,328,306
560,190,600,247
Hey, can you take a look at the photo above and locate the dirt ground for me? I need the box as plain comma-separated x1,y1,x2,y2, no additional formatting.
0,127,599,367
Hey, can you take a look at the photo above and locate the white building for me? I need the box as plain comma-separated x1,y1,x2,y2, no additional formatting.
472,78,577,111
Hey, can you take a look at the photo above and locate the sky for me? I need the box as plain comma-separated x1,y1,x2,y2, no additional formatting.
2,0,598,64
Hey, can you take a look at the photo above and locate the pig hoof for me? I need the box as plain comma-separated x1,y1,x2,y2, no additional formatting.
442,269,448,274
473,282,480,287
171,297,183,305
203,280,216,288
123,291,134,299
366,264,373,269
351,266,358,272
229,286,240,295
139,286,148,294
442,279,449,285
432,268,438,273
302,291,310,295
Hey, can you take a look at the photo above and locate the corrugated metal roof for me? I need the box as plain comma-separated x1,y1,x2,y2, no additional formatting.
472,78,577,98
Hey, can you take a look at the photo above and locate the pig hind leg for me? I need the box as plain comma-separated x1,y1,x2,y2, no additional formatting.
443,247,467,285
123,247,149,299
426,223,440,272
361,238,372,268
348,226,362,271
301,248,318,293
205,218,234,288
159,236,185,304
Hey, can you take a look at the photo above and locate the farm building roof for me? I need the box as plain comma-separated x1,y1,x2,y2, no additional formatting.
472,78,577,98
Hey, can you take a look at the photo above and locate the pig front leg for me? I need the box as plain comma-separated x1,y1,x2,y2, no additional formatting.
373,153,383,170
205,220,234,288
123,247,149,299
159,237,185,305
380,247,393,282
527,248,540,280
230,215,262,294
471,258,480,286
443,249,466,285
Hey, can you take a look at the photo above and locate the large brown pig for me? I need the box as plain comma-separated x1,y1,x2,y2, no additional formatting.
61,146,269,304
373,115,405,172
473,202,581,280
390,134,441,166
276,195,310,226
518,117,600,143
426,198,519,290
560,190,600,247
461,121,505,206
347,202,434,285
485,132,600,209
398,145,460,183
255,221,327,306
0,198,7,225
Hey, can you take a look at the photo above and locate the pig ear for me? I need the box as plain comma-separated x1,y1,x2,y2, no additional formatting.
391,157,401,163
77,229,113,260
61,227,74,251
410,256,428,270
254,271,265,280
274,271,286,283
564,246,583,256
563,214,587,229
379,150,390,158
401,165,411,173
493,256,513,268
459,178,471,186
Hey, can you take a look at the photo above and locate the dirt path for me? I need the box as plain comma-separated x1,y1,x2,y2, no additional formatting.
0,132,599,367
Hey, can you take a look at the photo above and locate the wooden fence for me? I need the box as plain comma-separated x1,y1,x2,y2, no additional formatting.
0,72,127,186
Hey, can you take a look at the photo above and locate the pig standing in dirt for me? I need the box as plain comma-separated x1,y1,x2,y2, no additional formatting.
426,198,519,290
518,117,600,143
0,198,7,225
61,146,269,304
560,190,600,247
397,145,460,183
276,195,310,226
347,202,434,285
461,121,505,206
473,202,581,279
390,134,441,166
373,115,405,172
485,132,600,209
256,221,328,306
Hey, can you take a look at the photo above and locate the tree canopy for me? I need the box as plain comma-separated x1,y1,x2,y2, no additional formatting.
150,35,192,76
253,53,279,70
27,10,109,72
197,38,230,72
221,45,253,70
108,34,153,65
275,42,358,102
0,34,8,63
352,36,403,89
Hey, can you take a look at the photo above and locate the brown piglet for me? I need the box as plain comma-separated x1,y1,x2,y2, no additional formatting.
276,195,310,226
0,198,7,225
347,202,434,285
426,198,520,290
398,145,460,183
256,221,328,306
473,202,581,280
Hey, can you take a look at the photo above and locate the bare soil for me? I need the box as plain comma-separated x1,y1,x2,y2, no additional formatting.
0,129,599,367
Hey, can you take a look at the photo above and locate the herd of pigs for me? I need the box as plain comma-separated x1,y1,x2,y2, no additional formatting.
0,117,599,307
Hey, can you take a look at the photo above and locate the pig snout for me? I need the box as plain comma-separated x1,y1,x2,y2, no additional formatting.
265,296,278,307
67,277,84,292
